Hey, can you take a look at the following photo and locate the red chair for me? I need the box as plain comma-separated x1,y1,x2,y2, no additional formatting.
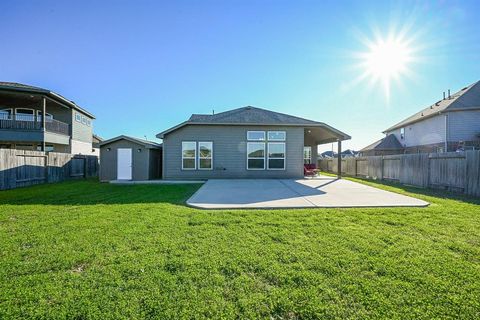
304,164,317,176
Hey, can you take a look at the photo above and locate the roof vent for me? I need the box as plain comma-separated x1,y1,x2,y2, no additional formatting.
421,112,424,116
448,89,451,99
443,92,445,100
435,100,440,106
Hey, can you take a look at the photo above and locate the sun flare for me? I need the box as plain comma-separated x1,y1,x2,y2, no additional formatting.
354,33,416,100
365,38,411,81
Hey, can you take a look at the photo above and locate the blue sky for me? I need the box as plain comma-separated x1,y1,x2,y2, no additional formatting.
1,0,479,150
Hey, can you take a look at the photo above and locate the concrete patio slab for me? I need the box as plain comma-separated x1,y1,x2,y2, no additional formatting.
186,176,429,209
110,180,205,185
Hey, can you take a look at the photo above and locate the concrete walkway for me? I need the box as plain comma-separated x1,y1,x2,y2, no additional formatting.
186,176,429,209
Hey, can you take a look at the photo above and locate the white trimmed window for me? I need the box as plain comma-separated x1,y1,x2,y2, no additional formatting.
304,146,312,164
247,142,265,170
268,131,286,141
0,108,12,120
182,141,196,170
75,113,82,122
247,131,265,141
37,111,53,122
198,142,213,170
15,108,35,121
267,142,285,170
400,127,405,139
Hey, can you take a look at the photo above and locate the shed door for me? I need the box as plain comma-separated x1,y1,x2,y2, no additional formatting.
117,148,132,180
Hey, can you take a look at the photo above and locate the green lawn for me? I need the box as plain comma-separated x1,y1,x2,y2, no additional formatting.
0,179,479,319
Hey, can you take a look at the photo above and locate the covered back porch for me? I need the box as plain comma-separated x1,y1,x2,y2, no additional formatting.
303,124,350,177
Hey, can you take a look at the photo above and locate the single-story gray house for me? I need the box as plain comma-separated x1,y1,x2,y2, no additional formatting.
156,106,350,180
99,135,162,181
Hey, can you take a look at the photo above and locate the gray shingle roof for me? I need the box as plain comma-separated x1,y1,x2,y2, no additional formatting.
188,106,322,125
384,80,480,132
100,135,162,148
360,134,404,152
0,81,95,119
157,106,351,140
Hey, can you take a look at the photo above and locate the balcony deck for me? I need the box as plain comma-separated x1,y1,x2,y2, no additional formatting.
0,115,69,136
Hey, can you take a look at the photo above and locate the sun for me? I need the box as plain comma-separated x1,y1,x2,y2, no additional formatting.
355,33,415,100
365,38,411,81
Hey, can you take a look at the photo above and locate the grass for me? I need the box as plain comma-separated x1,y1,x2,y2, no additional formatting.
0,179,479,319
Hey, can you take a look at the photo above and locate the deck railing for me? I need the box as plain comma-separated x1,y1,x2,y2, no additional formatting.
0,114,69,136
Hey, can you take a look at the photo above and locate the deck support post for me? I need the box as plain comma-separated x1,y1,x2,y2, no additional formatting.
41,96,46,152
337,139,342,178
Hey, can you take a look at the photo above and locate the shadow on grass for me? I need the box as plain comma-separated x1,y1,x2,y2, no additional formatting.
0,179,203,206
345,176,480,206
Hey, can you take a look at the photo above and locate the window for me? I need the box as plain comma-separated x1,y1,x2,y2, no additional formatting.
0,108,12,120
304,146,312,164
75,113,82,122
15,144,34,150
86,119,91,127
37,111,53,122
247,131,265,141
267,142,285,170
198,142,213,170
15,108,35,121
36,144,54,152
182,141,196,170
247,142,265,170
81,116,88,125
268,131,286,141
400,127,405,139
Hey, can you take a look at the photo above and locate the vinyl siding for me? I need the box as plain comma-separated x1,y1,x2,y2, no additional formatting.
100,140,152,181
447,110,480,142
163,125,304,179
71,110,93,143
387,114,446,148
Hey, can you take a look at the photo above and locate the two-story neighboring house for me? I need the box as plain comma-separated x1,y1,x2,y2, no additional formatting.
361,80,480,155
0,82,95,154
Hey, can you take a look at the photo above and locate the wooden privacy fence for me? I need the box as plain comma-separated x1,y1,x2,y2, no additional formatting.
0,149,99,190
318,150,480,197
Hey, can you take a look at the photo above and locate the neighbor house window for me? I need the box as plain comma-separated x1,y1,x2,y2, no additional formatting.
304,146,312,164
75,113,82,122
37,111,53,122
15,144,34,150
36,144,54,152
15,108,35,121
247,142,265,170
267,131,286,141
86,119,91,127
81,116,88,125
198,142,213,170
182,141,196,170
267,142,285,170
400,127,405,139
247,131,265,141
0,108,12,120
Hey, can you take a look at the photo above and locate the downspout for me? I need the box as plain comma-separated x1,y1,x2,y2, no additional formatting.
444,113,448,152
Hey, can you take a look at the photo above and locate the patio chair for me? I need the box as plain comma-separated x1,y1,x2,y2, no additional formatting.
304,164,317,176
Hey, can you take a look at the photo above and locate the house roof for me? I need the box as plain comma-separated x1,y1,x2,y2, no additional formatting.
360,134,404,152
384,80,480,132
320,151,337,158
0,81,95,119
99,135,162,149
157,106,351,140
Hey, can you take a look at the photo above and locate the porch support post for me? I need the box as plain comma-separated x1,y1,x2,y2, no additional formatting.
337,139,342,178
41,96,46,151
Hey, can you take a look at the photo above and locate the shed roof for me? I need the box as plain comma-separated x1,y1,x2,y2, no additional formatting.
0,81,95,119
100,135,162,149
384,80,480,132
360,134,404,152
157,106,350,141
